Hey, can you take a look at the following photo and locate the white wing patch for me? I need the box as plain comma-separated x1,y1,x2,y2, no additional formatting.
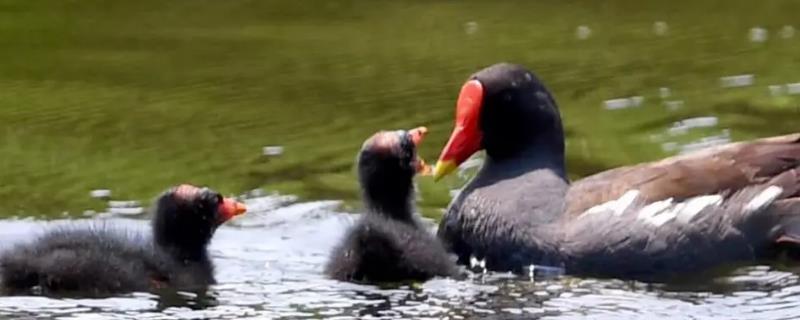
582,190,725,227
637,198,673,220
637,195,722,226
676,195,723,223
582,190,640,217
613,190,640,216
636,198,675,226
648,210,678,227
744,186,784,213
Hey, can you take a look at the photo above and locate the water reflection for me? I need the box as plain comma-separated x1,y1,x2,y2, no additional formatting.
1,196,800,319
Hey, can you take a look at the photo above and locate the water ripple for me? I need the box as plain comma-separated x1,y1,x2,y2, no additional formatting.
0,195,799,319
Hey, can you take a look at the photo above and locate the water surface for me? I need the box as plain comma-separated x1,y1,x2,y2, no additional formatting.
1,0,800,318
2,196,799,319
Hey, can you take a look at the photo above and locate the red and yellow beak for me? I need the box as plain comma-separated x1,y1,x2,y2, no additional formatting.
408,126,433,176
433,80,485,181
219,198,247,222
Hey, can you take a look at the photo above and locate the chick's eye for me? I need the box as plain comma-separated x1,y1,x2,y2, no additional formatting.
197,190,220,206
204,192,220,205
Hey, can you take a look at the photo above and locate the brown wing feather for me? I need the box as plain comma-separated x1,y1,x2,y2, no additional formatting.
565,133,800,217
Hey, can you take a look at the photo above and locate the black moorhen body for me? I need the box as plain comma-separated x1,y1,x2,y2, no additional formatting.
325,127,459,283
433,63,800,281
0,185,246,296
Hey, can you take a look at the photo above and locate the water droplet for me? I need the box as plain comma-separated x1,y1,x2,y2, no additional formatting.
90,189,112,199
262,146,284,156
575,25,592,40
659,87,671,99
653,21,669,36
603,96,644,110
464,21,479,35
668,116,718,136
664,100,684,111
787,82,800,95
719,74,754,88
108,200,140,208
528,265,535,280
630,96,644,107
108,207,144,216
749,27,768,43
780,25,795,39
768,85,785,96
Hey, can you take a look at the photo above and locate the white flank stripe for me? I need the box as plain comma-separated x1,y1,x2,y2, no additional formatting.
613,190,640,216
637,194,724,227
745,186,784,213
582,190,641,218
676,195,723,223
642,202,684,227
649,211,677,227
637,198,673,221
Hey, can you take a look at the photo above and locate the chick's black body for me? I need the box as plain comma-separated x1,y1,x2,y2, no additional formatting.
0,186,230,296
325,130,458,283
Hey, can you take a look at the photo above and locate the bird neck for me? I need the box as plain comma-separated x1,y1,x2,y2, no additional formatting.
161,242,211,263
485,140,567,181
473,140,570,226
362,185,416,223
154,227,212,263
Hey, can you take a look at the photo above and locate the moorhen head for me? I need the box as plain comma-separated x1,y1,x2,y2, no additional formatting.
433,62,566,180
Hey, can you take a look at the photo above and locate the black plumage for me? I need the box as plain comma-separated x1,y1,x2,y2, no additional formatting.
0,185,246,296
325,128,459,283
434,63,800,281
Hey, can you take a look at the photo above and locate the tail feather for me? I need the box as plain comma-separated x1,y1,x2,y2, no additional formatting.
765,168,800,198
772,198,800,249
761,167,800,258
0,253,41,293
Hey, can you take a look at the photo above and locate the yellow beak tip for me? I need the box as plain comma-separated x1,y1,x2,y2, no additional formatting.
432,160,458,182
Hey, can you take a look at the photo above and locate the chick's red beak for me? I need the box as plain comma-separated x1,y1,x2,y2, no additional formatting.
433,80,484,181
218,198,247,222
407,126,432,176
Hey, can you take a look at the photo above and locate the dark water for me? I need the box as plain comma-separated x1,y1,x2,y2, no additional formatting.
1,195,800,319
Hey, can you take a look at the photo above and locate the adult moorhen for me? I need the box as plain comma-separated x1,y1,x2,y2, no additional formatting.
0,184,247,296
325,127,459,283
433,62,800,281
